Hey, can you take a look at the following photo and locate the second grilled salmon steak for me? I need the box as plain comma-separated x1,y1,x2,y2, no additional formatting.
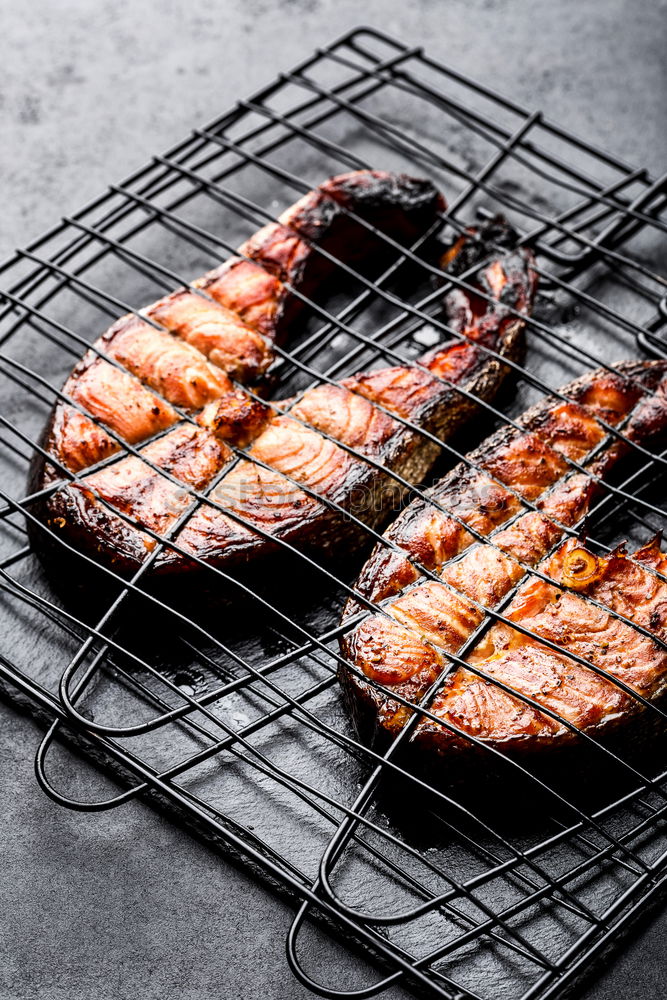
32,170,536,580
340,361,667,763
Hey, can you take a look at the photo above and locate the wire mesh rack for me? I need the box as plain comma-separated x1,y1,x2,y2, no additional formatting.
1,25,667,1000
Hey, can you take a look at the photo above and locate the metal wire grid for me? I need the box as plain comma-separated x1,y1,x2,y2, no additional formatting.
1,26,667,1000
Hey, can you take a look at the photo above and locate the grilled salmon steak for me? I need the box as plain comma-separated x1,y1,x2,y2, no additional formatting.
340,360,667,764
32,170,536,581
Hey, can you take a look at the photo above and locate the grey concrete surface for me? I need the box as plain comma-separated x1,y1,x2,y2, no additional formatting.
1,1,666,998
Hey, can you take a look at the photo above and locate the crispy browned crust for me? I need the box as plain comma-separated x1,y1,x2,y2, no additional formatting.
31,171,536,592
339,360,667,778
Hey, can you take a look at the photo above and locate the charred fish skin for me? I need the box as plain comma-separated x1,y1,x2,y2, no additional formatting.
339,360,667,773
31,170,536,589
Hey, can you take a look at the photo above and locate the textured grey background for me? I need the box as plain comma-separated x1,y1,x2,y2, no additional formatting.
1,1,666,998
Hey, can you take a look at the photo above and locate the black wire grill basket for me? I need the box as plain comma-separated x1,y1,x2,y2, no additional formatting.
1,27,667,1000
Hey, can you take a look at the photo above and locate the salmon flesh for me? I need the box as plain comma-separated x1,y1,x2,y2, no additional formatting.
32,170,536,582
340,361,667,764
